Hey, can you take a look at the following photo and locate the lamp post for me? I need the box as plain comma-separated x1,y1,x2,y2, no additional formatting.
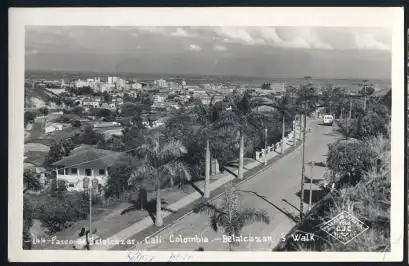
308,161,314,211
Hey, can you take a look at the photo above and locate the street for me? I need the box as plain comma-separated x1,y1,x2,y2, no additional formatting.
127,119,338,251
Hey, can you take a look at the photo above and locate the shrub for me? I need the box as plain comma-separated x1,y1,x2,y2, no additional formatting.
104,162,133,199
33,191,94,234
23,196,33,249
326,138,376,187
24,110,38,127
355,110,389,139
71,120,82,127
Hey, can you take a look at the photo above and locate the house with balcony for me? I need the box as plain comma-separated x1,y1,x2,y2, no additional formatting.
52,146,129,192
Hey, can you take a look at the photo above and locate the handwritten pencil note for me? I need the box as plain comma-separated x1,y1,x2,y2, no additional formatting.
127,251,194,262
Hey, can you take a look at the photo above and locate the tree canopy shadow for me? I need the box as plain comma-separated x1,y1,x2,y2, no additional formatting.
121,198,176,223
238,190,299,223
295,189,328,204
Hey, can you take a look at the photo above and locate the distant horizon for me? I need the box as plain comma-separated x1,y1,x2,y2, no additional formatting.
25,69,391,84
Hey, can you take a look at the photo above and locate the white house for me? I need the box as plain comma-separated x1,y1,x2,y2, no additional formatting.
52,147,129,192
45,122,63,133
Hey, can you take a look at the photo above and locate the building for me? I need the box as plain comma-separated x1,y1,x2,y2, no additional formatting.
154,79,167,88
45,122,63,134
270,83,286,93
93,121,121,128
74,79,89,88
52,147,129,192
82,98,101,109
132,83,142,90
153,94,166,103
108,77,113,84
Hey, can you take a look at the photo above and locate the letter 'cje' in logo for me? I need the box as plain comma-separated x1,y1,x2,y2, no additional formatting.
320,211,369,245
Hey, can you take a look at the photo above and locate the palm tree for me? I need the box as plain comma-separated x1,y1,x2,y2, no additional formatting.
193,184,270,251
257,94,294,153
219,91,268,179
191,98,224,198
128,133,191,227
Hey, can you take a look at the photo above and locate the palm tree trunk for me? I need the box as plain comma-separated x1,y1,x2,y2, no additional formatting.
281,115,285,153
238,130,244,179
204,138,210,198
155,179,163,227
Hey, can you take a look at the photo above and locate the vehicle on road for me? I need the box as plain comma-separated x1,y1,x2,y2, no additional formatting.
322,115,334,126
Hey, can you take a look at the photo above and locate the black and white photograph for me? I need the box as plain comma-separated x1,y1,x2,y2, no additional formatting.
9,7,404,262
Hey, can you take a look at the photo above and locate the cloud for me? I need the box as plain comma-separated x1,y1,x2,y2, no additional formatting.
214,44,227,51
214,27,265,45
354,33,390,51
258,27,332,49
170,28,191,37
189,44,201,51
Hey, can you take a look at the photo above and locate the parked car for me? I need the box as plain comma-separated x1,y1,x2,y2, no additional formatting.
323,115,334,126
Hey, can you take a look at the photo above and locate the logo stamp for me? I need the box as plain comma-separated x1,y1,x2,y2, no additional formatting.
320,211,369,245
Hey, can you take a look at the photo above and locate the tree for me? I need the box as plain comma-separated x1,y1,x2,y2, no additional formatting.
258,94,294,153
97,135,126,152
219,90,268,179
71,120,82,127
23,169,42,192
128,133,191,227
71,106,85,116
45,142,66,168
193,184,270,251
104,162,133,199
24,110,38,127
103,91,112,102
190,99,225,198
74,125,105,145
23,196,33,249
327,138,376,186
38,107,49,116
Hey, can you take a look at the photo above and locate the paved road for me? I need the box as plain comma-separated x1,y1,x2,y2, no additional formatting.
128,120,338,251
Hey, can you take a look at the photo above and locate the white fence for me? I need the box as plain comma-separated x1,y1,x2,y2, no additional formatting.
255,119,301,161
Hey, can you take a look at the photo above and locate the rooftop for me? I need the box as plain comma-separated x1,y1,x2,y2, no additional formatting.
52,147,129,169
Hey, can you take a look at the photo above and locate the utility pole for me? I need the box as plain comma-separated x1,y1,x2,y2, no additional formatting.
308,161,314,211
89,184,92,240
264,127,268,165
349,97,352,120
299,104,307,221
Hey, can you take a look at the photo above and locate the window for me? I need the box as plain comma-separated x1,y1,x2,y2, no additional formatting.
57,168,64,175
85,169,92,176
98,169,106,175
71,168,78,174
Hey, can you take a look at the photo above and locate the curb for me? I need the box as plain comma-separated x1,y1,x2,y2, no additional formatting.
126,132,309,249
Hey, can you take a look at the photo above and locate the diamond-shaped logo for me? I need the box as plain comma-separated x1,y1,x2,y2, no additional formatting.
320,211,369,245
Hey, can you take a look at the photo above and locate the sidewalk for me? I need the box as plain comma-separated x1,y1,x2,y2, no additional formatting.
35,119,312,250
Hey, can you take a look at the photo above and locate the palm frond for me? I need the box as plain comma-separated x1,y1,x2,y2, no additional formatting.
128,163,157,186
193,200,226,216
159,160,192,183
237,208,270,228
210,214,219,232
159,139,188,162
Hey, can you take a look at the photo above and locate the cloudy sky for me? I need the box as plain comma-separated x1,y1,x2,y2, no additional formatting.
25,26,392,80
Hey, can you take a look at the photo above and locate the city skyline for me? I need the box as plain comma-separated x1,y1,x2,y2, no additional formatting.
25,26,392,80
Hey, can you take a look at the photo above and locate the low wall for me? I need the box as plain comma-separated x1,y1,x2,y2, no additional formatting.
254,119,299,161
